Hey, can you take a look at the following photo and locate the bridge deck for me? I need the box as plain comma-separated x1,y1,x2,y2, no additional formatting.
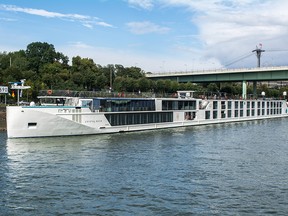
146,66,288,82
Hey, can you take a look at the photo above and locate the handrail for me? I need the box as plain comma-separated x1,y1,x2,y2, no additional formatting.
146,66,288,76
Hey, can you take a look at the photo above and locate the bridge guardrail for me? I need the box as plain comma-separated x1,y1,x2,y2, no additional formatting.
146,66,288,76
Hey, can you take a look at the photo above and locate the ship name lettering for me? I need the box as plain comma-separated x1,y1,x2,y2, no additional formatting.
58,109,71,113
85,120,102,123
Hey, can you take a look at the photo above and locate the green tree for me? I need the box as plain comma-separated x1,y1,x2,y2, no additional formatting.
155,80,166,93
71,56,99,90
40,62,70,89
116,66,144,79
25,42,68,74
137,77,151,92
100,64,115,89
0,52,11,70
25,42,56,72
95,74,108,90
114,76,133,92
207,83,219,93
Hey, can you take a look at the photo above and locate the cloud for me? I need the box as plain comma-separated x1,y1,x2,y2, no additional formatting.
68,41,94,49
126,21,170,34
59,0,288,71
158,0,288,68
0,4,114,29
127,0,154,10
60,41,212,72
0,17,16,22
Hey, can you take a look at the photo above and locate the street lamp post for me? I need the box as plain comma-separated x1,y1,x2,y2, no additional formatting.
110,67,113,92
283,91,287,101
261,91,265,100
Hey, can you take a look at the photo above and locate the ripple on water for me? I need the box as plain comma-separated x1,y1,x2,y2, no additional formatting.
1,119,288,215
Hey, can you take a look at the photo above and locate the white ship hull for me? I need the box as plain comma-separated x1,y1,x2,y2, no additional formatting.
6,96,288,138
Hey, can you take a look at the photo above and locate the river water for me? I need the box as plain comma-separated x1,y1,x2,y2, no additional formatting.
1,118,288,215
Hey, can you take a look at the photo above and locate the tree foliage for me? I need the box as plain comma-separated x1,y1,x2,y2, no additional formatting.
0,41,286,102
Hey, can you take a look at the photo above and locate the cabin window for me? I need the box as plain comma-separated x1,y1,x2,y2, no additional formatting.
185,112,195,120
80,99,92,108
228,110,232,118
28,122,37,129
162,100,174,110
97,99,155,112
247,110,250,116
213,101,218,109
213,111,218,119
56,98,65,106
205,111,210,119
221,111,226,118
240,101,244,109
105,112,173,126
235,101,239,109
247,102,250,108
240,110,244,117
221,101,226,109
162,100,196,111
228,101,232,109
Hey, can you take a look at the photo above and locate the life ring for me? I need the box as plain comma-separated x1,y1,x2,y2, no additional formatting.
47,90,52,95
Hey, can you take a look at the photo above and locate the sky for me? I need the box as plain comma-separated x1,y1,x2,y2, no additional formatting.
1,0,288,73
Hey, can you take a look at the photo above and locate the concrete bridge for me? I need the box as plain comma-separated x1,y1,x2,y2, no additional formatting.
146,66,288,99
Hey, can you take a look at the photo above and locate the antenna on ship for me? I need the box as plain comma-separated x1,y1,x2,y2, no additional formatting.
252,43,265,67
9,79,31,106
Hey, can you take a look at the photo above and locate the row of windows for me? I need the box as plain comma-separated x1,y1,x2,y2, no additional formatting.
215,101,282,110
205,109,282,119
235,109,281,117
105,112,173,126
93,99,156,112
162,100,197,111
206,108,282,119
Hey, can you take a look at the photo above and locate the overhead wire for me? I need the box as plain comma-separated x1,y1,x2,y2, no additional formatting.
222,49,288,68
265,49,288,52
224,52,255,67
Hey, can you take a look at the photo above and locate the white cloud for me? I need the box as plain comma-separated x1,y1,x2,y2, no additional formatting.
59,41,220,72
126,21,170,34
59,0,288,71
0,17,16,22
2,1,288,72
68,41,94,49
127,0,154,10
0,4,113,29
158,0,288,68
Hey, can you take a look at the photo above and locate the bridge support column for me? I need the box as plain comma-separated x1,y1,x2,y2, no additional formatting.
242,80,247,99
253,81,257,98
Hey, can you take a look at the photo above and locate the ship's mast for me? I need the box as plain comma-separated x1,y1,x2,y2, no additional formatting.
9,79,31,106
252,43,265,67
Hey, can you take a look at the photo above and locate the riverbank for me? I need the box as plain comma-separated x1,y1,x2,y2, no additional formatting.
0,107,6,131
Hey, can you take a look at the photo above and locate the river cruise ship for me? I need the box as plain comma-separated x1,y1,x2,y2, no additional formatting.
6,91,288,138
